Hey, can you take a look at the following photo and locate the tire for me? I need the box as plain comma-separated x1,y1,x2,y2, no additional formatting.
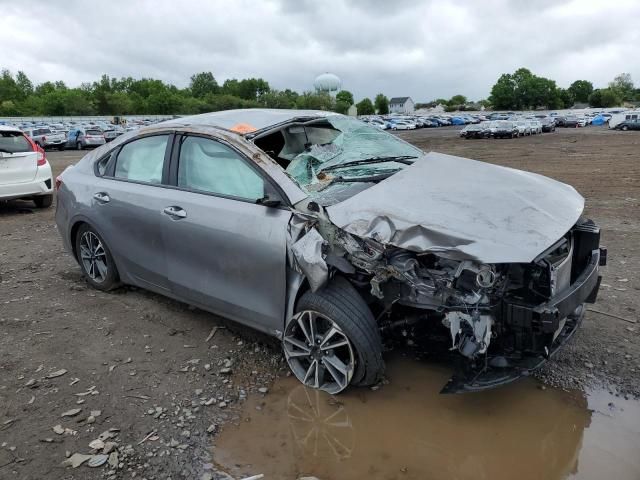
76,142,83,150
74,224,119,291
33,194,53,208
284,276,384,393
622,125,629,131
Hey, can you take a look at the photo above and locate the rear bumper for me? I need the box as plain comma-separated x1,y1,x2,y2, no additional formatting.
0,163,53,200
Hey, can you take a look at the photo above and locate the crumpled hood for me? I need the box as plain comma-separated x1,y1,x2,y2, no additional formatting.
326,152,584,264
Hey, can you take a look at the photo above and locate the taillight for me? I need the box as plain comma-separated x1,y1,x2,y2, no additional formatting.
36,146,46,166
25,135,46,166
55,175,62,191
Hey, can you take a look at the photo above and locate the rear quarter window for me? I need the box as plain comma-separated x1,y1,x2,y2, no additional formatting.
0,132,32,153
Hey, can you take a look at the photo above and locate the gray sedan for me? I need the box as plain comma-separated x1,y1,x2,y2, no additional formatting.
55,109,605,394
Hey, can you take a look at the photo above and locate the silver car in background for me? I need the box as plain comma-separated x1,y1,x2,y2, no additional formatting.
55,109,605,394
514,120,531,136
23,126,66,150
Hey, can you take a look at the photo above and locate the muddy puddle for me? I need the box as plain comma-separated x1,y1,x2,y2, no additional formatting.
214,357,640,480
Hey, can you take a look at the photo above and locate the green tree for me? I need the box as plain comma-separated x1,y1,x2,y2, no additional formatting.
609,73,634,101
295,92,335,110
489,73,517,109
355,98,375,115
336,90,354,106
489,68,561,109
568,80,593,103
588,88,622,108
448,94,467,107
0,69,19,102
0,100,20,116
105,91,133,114
374,94,389,114
15,71,33,99
236,78,270,100
189,72,219,98
555,88,574,109
260,89,298,109
334,101,350,114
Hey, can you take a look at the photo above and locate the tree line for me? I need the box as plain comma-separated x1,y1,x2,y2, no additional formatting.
0,69,390,117
2,67,636,117
487,68,637,110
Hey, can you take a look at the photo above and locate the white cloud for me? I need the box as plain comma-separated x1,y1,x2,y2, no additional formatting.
1,0,638,101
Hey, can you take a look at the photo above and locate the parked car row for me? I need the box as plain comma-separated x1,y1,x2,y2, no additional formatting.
0,117,170,151
362,113,488,130
460,118,552,139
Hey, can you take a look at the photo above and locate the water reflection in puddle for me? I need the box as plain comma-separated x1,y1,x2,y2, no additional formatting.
214,358,640,480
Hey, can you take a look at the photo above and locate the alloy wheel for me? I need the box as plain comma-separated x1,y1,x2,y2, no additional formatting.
79,231,108,283
284,310,355,394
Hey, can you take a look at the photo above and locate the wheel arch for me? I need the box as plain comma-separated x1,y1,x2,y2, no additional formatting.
284,269,310,336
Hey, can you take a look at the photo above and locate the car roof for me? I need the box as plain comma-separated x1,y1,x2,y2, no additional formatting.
0,125,23,133
161,108,340,134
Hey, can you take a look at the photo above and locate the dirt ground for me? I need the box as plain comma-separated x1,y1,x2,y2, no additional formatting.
0,126,639,479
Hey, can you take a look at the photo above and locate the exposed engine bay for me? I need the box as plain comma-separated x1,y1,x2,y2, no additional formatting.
290,214,605,393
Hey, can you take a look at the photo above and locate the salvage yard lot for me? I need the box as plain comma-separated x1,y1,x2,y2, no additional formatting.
1,126,639,478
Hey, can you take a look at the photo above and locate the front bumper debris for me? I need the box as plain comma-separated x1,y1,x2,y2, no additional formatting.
442,245,606,394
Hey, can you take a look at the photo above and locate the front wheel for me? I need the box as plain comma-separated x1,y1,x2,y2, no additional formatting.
622,125,629,131
75,224,119,290
283,277,384,394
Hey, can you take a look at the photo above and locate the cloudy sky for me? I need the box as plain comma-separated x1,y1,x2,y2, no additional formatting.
1,0,638,101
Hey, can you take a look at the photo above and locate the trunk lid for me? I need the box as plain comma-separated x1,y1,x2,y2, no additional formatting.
0,130,38,184
326,152,584,264
0,151,38,184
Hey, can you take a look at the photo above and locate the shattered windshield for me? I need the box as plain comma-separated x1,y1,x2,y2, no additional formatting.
281,116,423,191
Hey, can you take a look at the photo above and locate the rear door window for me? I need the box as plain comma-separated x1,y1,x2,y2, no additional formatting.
114,135,169,184
0,131,32,153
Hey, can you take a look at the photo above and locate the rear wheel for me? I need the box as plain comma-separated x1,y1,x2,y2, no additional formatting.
283,277,384,394
33,194,53,208
75,224,119,290
622,125,629,131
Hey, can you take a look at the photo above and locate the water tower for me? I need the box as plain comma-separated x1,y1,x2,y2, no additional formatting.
313,72,341,96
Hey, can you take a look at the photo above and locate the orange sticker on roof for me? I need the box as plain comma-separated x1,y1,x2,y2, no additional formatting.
230,123,257,134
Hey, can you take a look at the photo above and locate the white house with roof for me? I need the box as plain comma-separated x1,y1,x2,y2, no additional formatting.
388,97,415,114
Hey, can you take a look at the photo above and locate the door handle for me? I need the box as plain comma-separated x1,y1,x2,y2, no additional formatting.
163,206,187,219
93,192,110,203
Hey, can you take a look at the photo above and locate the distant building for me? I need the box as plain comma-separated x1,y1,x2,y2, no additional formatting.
347,104,358,117
389,97,415,114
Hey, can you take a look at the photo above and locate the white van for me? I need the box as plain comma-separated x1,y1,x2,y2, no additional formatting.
609,110,640,129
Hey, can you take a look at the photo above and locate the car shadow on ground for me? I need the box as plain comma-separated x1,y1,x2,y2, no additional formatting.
0,199,39,216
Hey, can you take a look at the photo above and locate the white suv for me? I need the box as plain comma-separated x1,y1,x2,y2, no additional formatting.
0,125,54,208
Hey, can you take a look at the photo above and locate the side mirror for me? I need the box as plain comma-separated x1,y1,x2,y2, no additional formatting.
256,194,281,208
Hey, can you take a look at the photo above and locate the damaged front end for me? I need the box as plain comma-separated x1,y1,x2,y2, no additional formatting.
292,214,606,394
